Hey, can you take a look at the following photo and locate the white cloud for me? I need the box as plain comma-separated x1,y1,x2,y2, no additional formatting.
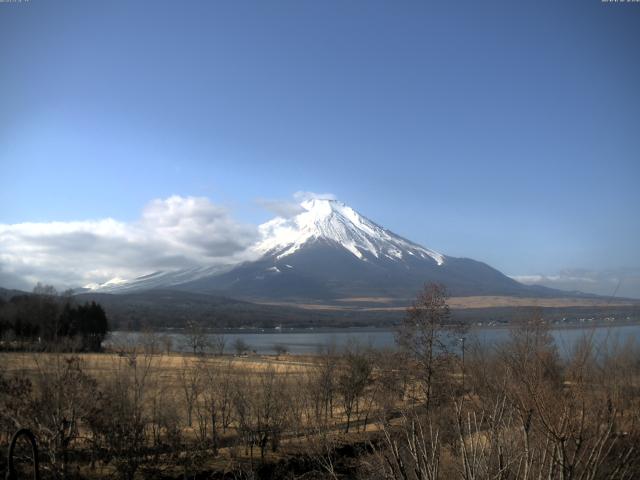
510,274,599,284
255,198,305,219
0,195,259,290
257,191,337,218
293,191,337,202
510,268,640,299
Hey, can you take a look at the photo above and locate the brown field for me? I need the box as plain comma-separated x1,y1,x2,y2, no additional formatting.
257,295,640,311
0,350,360,477
0,351,317,379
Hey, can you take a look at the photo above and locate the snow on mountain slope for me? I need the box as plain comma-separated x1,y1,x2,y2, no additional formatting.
256,199,445,265
86,265,233,293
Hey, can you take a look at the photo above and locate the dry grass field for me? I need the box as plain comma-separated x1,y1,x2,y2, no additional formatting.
1,348,385,478
0,351,317,378
258,295,640,311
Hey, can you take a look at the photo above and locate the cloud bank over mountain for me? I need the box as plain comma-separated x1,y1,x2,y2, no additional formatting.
0,196,258,290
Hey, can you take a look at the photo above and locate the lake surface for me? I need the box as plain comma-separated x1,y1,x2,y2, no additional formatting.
106,323,640,356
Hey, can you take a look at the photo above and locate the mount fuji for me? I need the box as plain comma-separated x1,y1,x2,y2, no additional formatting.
90,199,561,302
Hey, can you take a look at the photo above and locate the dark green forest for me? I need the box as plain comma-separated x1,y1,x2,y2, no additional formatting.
0,284,109,351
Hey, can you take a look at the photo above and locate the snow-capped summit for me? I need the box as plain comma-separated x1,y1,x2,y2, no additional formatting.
256,198,445,265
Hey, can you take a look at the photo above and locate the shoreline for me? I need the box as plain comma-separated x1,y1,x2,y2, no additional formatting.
109,319,640,336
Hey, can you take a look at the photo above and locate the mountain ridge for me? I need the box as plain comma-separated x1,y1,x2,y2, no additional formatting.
85,198,589,302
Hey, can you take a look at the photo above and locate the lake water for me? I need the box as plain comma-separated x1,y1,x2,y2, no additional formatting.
106,323,640,356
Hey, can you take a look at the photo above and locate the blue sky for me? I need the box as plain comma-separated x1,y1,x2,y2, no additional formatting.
1,1,639,296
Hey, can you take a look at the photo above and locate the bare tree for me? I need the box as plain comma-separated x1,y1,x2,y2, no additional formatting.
29,355,98,478
377,412,441,480
273,344,288,358
337,345,372,433
197,358,235,453
373,349,408,421
305,427,342,480
397,283,458,409
233,338,250,355
185,320,210,355
311,344,338,427
160,334,173,355
85,350,156,480
178,358,201,427
233,366,290,463
210,332,226,356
